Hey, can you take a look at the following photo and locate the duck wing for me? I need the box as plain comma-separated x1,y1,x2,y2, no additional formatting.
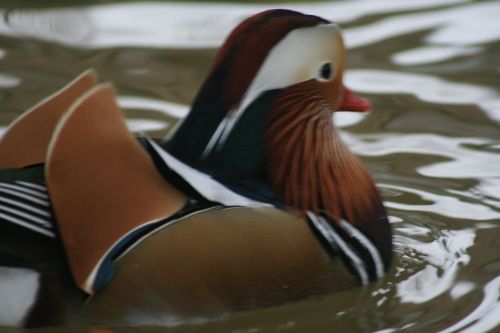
0,70,97,169
45,84,188,293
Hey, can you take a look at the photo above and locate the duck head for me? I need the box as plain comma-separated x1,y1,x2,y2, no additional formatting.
168,9,369,175
167,9,391,272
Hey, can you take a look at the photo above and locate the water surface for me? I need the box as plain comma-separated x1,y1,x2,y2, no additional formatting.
0,0,499,332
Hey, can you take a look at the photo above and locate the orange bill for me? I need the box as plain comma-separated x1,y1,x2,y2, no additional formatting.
339,85,371,112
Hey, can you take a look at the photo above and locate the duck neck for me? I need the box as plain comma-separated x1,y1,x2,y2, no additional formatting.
166,88,282,181
264,95,391,266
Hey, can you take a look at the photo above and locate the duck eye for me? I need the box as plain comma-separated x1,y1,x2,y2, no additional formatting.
318,62,334,81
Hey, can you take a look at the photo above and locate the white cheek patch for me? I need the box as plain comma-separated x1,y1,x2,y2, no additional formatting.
202,23,343,158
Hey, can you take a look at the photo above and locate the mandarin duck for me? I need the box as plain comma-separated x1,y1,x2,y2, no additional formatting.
0,9,391,326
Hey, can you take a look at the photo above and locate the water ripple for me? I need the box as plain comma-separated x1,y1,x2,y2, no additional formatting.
118,96,188,119
0,0,469,49
345,1,500,49
342,132,500,179
440,276,500,333
392,45,482,66
382,184,500,220
345,69,500,123
0,72,21,88
126,119,169,133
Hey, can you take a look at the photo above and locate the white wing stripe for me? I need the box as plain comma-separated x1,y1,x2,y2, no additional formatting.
340,219,384,279
0,212,55,238
0,183,48,199
307,212,369,284
15,181,47,192
0,195,51,217
0,187,49,206
148,138,270,207
0,204,51,227
201,116,230,159
216,116,238,151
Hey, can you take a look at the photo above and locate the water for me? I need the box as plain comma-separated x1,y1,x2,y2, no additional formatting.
0,0,499,332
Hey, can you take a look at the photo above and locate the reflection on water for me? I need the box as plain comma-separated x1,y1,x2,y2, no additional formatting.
125,119,169,133
0,0,472,49
118,96,188,119
345,1,500,48
0,0,499,332
397,225,487,304
392,45,482,66
342,133,500,179
0,72,20,88
345,70,500,122
381,183,500,220
442,276,500,333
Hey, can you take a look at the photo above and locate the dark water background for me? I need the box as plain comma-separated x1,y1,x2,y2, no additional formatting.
0,0,499,332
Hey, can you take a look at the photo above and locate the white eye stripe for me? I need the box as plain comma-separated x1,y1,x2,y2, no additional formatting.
202,24,342,158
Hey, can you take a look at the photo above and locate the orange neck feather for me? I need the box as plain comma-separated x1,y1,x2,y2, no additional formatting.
264,83,381,226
